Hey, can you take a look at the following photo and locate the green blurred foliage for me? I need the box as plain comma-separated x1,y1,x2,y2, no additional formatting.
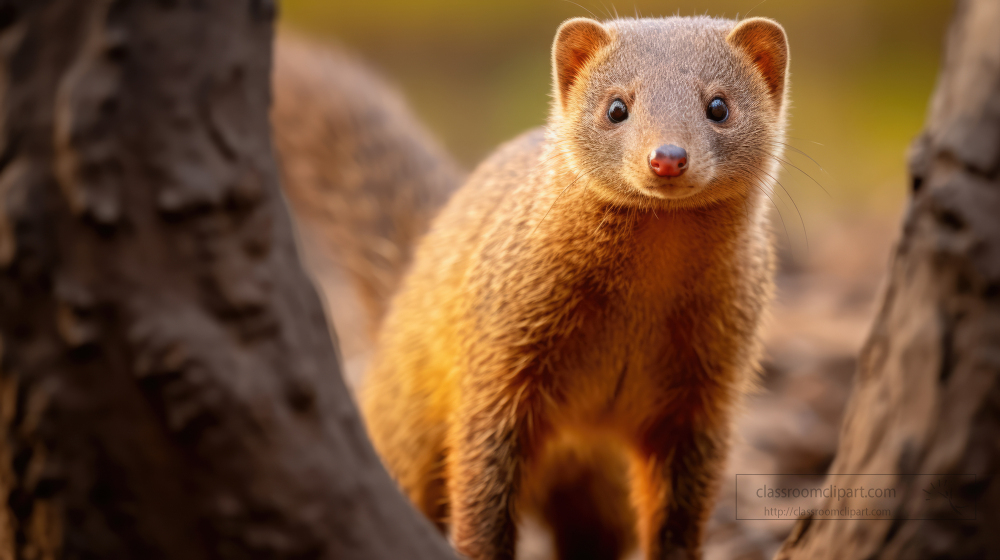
281,0,952,218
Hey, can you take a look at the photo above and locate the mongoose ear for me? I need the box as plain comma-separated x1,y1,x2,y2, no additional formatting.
727,17,788,106
552,18,612,110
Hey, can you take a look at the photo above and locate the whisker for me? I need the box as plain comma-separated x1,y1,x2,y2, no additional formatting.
741,163,792,215
745,163,809,253
786,136,825,147
562,0,600,20
528,149,571,176
531,167,595,238
761,140,830,178
596,0,613,19
746,174,792,249
743,0,768,19
769,154,831,198
594,203,613,236
746,146,832,198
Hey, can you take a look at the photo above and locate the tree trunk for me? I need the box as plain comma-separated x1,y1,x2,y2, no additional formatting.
775,0,1000,557
0,1,454,559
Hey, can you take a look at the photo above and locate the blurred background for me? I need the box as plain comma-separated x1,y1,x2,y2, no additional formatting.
275,2,953,559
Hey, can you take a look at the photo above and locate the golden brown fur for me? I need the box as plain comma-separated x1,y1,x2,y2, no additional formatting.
272,32,462,335
363,15,789,560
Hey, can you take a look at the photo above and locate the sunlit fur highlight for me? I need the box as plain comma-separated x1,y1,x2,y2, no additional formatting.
362,15,789,560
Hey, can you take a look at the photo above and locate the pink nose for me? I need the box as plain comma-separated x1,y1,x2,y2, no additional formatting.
648,144,688,177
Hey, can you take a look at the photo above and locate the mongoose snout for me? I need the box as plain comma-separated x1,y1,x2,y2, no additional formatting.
648,144,688,177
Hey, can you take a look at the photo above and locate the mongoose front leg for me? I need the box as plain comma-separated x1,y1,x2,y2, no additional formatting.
632,423,729,560
448,400,527,560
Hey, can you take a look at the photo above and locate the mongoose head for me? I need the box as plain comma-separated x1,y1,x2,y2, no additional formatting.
548,16,789,209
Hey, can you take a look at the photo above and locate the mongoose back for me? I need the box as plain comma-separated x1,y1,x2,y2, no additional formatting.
363,15,788,560
272,32,462,337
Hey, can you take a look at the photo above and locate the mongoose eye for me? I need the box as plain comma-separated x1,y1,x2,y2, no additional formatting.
706,97,729,122
607,99,629,123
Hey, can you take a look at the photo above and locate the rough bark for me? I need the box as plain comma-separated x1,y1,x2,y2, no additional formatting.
775,0,1000,557
0,1,454,559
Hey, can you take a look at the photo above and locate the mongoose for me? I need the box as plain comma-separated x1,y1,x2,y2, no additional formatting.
271,32,462,339
363,15,788,560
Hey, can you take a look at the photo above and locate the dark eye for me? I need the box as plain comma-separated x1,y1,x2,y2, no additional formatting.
706,97,729,122
607,99,629,123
